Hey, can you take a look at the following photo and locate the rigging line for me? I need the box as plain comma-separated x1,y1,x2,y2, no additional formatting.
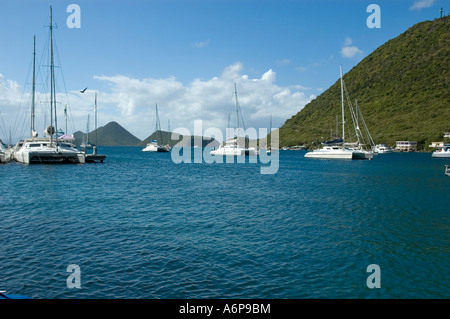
54,38,75,134
14,58,35,141
0,111,9,140
343,79,367,147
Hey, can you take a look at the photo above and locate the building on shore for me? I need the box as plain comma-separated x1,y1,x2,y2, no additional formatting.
395,141,417,152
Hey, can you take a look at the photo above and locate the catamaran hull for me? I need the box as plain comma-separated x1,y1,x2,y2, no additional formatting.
305,149,372,160
14,150,85,164
210,149,259,156
304,150,354,159
351,150,374,160
142,145,170,152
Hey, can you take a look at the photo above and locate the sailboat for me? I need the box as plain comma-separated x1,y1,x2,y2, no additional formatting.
266,115,272,154
305,66,354,159
80,114,93,150
13,13,85,164
305,66,372,160
142,103,171,152
84,92,106,163
344,99,374,159
210,83,259,156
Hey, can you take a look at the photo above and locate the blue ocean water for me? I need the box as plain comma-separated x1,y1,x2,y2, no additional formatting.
1,147,449,299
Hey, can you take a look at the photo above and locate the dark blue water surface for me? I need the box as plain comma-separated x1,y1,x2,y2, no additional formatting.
1,148,449,299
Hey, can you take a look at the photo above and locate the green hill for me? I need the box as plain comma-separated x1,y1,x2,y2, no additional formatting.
279,16,450,150
74,121,141,146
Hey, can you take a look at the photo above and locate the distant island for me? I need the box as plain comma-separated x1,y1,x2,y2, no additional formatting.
73,121,219,148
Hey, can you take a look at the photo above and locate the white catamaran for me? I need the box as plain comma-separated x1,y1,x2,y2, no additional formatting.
13,7,85,164
142,103,171,152
305,66,373,160
210,83,259,157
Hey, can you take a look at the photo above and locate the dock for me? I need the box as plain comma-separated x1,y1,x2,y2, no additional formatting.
85,154,106,163
84,145,106,163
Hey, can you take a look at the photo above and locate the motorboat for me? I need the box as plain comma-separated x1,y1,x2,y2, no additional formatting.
432,146,450,158
374,144,393,153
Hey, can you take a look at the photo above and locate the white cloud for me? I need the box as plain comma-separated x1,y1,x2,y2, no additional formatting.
93,62,314,139
191,40,210,48
410,0,435,10
276,58,291,66
1,63,315,142
344,37,353,46
340,38,363,58
340,46,363,58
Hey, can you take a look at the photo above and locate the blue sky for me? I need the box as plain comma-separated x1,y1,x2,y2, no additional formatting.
0,0,446,142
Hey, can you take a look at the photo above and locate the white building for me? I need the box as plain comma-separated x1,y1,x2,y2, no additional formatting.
395,141,417,152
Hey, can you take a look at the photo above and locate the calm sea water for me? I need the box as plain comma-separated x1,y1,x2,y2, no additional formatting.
1,147,449,299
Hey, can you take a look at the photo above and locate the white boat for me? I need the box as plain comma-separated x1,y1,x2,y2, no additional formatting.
210,137,258,156
350,148,374,160
14,136,85,164
0,141,7,163
80,114,93,150
305,66,372,160
374,144,393,154
304,145,354,159
445,165,450,176
210,83,259,157
432,146,450,158
142,103,171,152
12,8,85,164
142,140,170,152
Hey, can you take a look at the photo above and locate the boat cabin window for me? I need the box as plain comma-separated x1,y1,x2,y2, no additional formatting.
30,143,41,147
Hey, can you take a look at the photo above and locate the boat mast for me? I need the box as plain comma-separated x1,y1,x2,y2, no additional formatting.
95,92,98,146
155,103,163,144
269,114,272,148
31,35,36,137
234,83,240,132
87,114,90,143
340,65,345,150
49,6,57,143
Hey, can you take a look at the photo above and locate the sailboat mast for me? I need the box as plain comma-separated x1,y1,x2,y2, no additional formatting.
340,65,345,150
49,6,56,143
95,92,98,145
234,83,240,131
269,114,272,148
31,35,36,136
155,103,163,144
64,105,67,134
